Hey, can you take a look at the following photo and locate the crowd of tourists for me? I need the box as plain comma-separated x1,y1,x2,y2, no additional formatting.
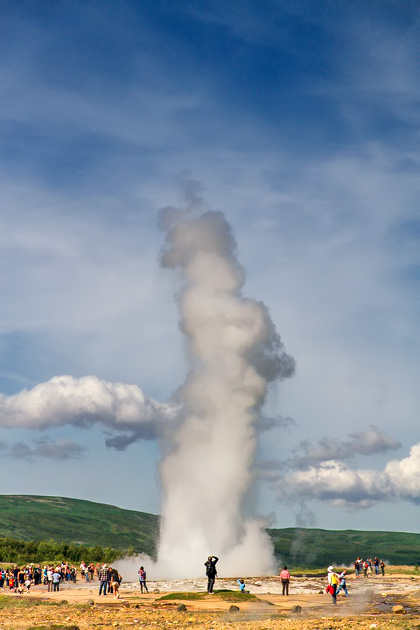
354,556,385,577
326,556,387,605
0,561,123,596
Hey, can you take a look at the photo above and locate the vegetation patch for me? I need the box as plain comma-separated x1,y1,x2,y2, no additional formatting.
159,592,207,601
0,594,60,609
159,590,258,602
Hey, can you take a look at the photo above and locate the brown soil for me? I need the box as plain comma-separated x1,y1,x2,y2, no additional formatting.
1,572,419,629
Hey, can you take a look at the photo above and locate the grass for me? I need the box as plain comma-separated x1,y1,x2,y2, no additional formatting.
0,594,61,609
1,494,420,568
159,590,258,602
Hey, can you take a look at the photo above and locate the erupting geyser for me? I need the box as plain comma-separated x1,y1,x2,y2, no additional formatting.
154,198,295,578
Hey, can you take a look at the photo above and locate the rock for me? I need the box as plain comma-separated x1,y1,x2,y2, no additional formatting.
177,604,187,612
87,599,95,606
229,605,240,613
153,588,160,593
392,605,405,614
291,605,302,614
318,590,324,594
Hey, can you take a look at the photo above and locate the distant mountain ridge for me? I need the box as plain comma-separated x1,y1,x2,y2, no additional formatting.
1,495,419,567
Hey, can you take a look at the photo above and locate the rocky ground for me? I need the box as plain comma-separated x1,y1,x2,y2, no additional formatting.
0,571,419,630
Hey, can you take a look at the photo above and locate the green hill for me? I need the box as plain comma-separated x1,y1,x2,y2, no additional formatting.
0,495,159,557
269,527,420,567
1,495,419,567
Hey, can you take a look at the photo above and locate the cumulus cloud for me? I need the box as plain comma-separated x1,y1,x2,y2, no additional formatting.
0,375,179,448
276,442,420,509
291,425,401,469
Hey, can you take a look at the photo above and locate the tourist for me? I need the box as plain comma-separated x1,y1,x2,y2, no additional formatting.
237,578,246,592
110,568,121,598
25,574,31,593
204,555,218,594
138,566,148,593
327,565,339,605
98,564,108,595
52,569,61,592
336,569,349,597
374,557,379,575
279,565,290,596
380,560,385,576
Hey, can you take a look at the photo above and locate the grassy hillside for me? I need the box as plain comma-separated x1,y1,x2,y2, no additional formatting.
1,495,420,567
270,527,420,567
0,495,159,558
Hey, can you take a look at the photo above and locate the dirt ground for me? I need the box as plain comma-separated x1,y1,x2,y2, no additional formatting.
1,571,419,630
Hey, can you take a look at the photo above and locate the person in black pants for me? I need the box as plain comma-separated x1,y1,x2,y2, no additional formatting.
204,556,218,594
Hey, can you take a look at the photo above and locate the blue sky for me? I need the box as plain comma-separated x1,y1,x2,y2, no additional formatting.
0,1,419,533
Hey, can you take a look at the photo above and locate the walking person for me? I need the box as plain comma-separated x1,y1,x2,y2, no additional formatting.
138,566,148,593
336,569,349,597
327,566,339,605
204,555,218,594
279,565,290,595
110,568,121,598
98,564,108,595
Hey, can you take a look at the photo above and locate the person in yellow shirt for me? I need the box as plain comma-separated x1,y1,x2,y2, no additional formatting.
327,565,339,605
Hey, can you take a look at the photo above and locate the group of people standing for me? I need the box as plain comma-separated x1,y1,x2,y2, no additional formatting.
0,563,78,593
354,556,385,577
97,564,122,597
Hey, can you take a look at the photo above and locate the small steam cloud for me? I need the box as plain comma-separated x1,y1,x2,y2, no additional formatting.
152,199,295,578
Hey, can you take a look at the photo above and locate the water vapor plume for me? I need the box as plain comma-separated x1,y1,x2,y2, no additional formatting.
154,196,295,578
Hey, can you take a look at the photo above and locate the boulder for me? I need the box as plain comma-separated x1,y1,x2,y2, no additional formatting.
392,605,405,614
177,604,187,612
229,605,240,613
291,605,302,614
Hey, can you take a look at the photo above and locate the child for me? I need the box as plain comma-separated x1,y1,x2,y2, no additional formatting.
237,578,246,592
25,576,31,593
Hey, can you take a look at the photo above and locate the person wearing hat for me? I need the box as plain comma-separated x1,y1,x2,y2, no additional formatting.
327,566,339,605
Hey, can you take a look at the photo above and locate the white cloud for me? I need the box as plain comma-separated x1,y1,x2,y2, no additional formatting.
277,442,420,509
0,375,178,446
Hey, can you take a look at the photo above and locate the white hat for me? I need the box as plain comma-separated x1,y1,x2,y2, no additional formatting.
328,566,334,572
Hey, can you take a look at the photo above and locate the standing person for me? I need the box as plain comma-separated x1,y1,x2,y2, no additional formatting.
336,569,349,597
237,579,246,592
354,557,361,577
380,560,385,576
52,570,61,592
279,565,290,596
204,556,218,594
327,566,339,605
98,564,108,595
374,557,379,575
47,566,53,592
138,566,148,593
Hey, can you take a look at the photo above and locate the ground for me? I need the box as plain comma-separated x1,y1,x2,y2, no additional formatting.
1,570,419,629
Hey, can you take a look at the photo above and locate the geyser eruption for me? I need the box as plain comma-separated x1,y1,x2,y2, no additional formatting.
155,201,295,578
